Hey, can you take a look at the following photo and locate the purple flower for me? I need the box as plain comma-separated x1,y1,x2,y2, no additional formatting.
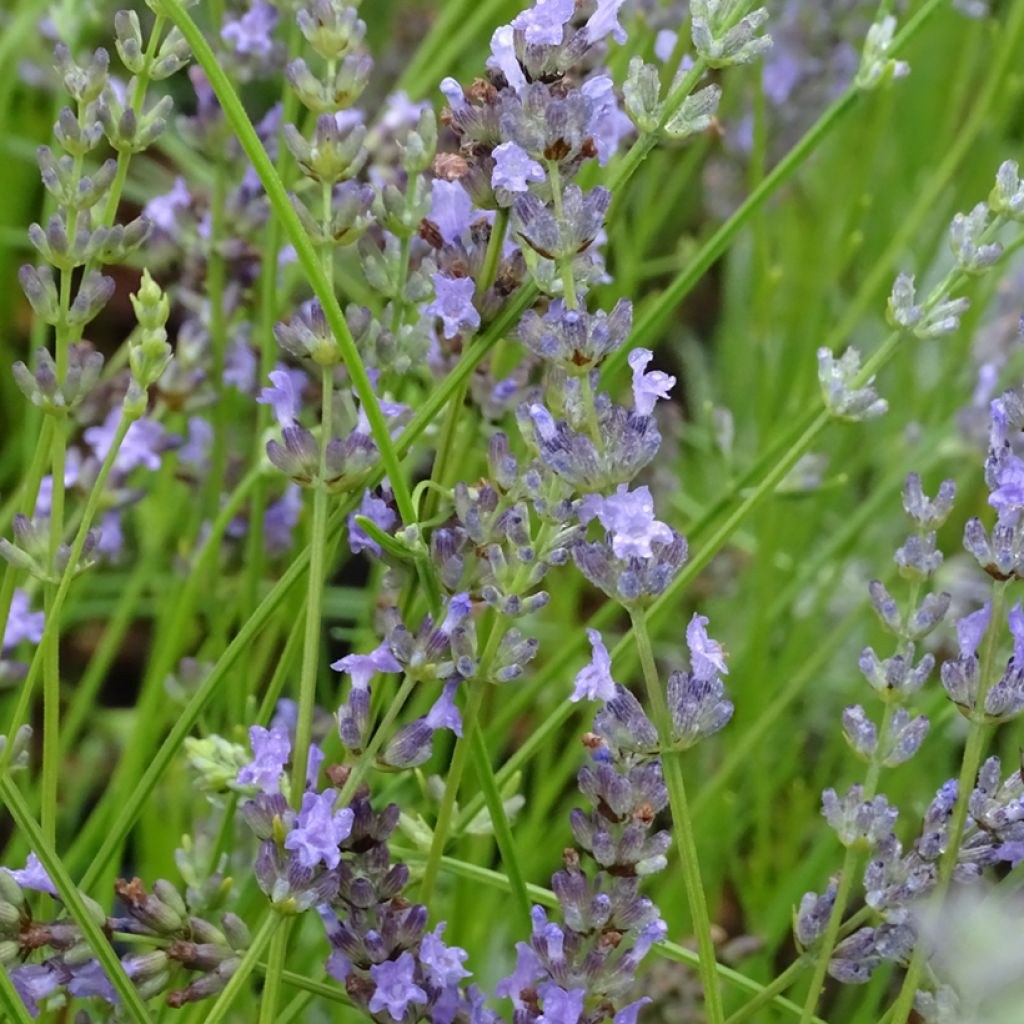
331,642,403,690
537,982,586,1024
283,789,354,869
368,952,428,1022
442,592,473,634
264,484,302,556
582,484,674,559
628,348,675,415
497,943,545,1008
990,452,1024,518
225,338,258,393
1011,600,1024,664
3,851,56,896
65,959,117,1002
571,628,617,702
84,410,167,473
257,366,306,426
178,416,213,474
427,275,481,340
581,76,634,165
956,603,991,659
143,177,191,234
488,25,527,93
10,963,59,1016
348,489,397,557
686,613,728,679
614,1000,653,1024
492,141,545,195
425,680,463,736
237,724,291,793
221,0,278,58
3,589,44,650
430,179,475,245
585,0,629,44
419,923,472,988
511,0,575,45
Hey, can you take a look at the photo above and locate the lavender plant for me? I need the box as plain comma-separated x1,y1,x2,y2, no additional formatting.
1,0,1023,1023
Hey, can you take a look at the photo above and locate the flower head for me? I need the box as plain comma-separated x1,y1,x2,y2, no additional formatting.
628,348,675,416
368,953,428,1021
581,484,674,559
427,274,481,340
571,628,617,702
283,789,354,869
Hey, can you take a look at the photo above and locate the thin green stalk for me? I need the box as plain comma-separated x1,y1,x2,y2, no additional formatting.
162,0,416,528
468,723,532,932
889,581,1010,1023
799,702,897,1022
630,608,724,1024
478,206,510,297
602,0,947,378
290,367,333,802
0,410,135,778
0,776,155,1024
259,917,294,1024
724,957,810,1024
420,681,487,913
200,913,281,1024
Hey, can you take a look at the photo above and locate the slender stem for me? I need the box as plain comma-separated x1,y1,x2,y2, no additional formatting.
201,914,281,1024
478,206,510,298
799,701,896,1022
547,161,577,308
468,722,532,932
889,581,1009,1023
290,367,333,802
0,411,135,777
0,776,155,1024
724,957,810,1024
258,917,294,1024
630,607,724,1024
162,0,416,528
420,681,487,913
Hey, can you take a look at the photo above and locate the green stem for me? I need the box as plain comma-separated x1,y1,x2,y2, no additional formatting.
799,702,896,1022
0,410,135,777
258,917,294,1024
630,607,724,1024
547,161,577,308
478,206,510,297
162,0,416,528
420,681,487,914
888,581,1010,1023
290,367,333,803
0,776,155,1024
468,722,532,932
201,914,281,1024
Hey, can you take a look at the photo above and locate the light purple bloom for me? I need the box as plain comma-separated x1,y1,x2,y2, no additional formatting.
571,628,617,702
1010,600,1024,665
66,960,117,1002
990,453,1024,517
143,177,191,234
581,75,634,165
425,681,463,736
511,0,575,45
368,953,428,1022
537,982,586,1024
528,402,558,441
496,942,545,1008
283,789,354,869
381,91,430,133
348,490,397,557
654,29,678,62
237,724,291,793
331,642,403,690
686,613,728,679
488,25,527,93
419,923,472,988
4,589,44,650
441,592,473,634
430,179,475,245
492,141,545,194
614,1000,653,1024
84,410,167,473
957,603,991,659
225,338,258,393
3,851,56,896
628,348,676,415
221,0,278,58
427,275,481,340
585,0,628,44
585,484,674,559
264,484,302,556
11,963,60,1015
96,509,124,561
35,451,80,516
178,416,214,474
257,367,305,426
